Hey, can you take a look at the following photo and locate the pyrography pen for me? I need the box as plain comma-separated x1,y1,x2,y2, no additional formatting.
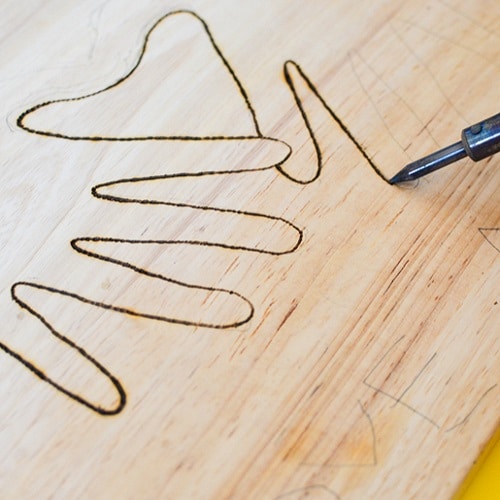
390,112,500,184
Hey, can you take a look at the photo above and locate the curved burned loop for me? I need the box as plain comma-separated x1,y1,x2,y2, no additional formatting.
281,60,388,184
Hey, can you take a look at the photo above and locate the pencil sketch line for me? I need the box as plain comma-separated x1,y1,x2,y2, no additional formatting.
360,400,377,466
365,340,499,431
478,227,500,253
348,51,412,158
275,485,340,499
390,352,437,408
364,381,441,429
363,338,441,429
351,49,441,149
394,17,499,69
437,0,500,40
300,401,377,467
88,1,110,59
363,335,405,382
389,23,467,124
445,384,497,432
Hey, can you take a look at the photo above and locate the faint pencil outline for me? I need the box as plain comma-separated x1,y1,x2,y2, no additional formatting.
445,384,498,432
348,51,413,158
436,0,500,41
275,484,340,499
394,17,500,69
349,49,441,150
389,352,437,408
479,227,500,253
300,401,377,468
389,22,468,125
364,337,498,431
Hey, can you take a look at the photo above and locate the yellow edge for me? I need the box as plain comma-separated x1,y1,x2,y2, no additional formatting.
455,426,500,500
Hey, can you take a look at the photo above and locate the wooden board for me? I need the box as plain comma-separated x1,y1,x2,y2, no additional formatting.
0,1,498,498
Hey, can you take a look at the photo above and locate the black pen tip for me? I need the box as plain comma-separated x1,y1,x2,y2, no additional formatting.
389,169,413,185
390,141,467,186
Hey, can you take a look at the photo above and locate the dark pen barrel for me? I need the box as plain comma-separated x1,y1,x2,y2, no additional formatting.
461,112,500,161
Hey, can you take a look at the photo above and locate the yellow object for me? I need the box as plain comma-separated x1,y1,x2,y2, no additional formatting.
458,428,500,500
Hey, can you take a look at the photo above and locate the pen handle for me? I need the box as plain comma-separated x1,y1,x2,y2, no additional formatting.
461,112,500,161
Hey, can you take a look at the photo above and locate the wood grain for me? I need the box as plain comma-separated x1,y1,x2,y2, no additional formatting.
0,1,498,498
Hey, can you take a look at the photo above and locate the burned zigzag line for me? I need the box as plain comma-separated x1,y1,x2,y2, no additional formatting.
5,282,126,416
9,13,301,414
282,60,388,184
16,10,262,140
478,227,500,253
9,8,386,415
69,238,255,330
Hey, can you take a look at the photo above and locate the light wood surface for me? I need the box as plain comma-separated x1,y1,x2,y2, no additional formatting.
0,1,498,498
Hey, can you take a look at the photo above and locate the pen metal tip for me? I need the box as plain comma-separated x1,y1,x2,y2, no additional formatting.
389,170,414,185
390,141,467,185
